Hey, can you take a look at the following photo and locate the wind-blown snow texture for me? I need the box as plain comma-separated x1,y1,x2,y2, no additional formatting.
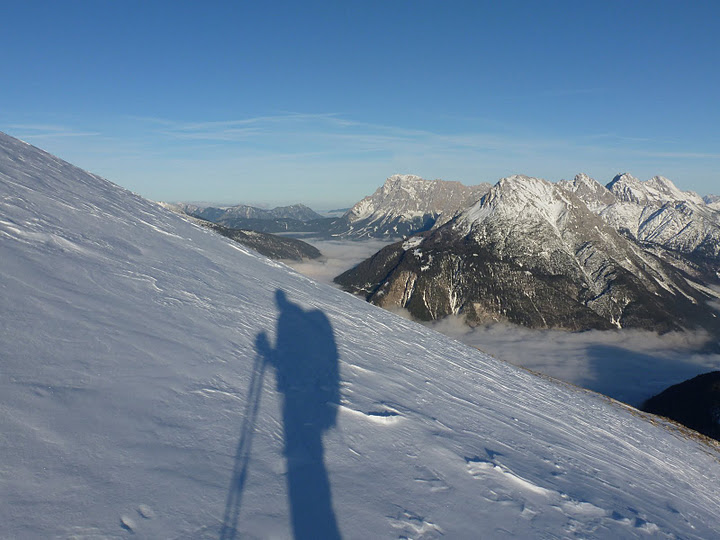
2,132,720,539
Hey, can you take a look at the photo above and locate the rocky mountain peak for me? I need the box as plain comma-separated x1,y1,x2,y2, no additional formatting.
558,173,616,211
459,175,573,231
380,173,426,193
705,194,720,211
606,173,645,204
607,173,704,206
338,174,491,237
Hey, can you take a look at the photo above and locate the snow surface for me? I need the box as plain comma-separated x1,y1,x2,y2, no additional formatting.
2,132,720,539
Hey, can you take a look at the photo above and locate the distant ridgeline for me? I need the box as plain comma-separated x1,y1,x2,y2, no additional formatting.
168,202,336,234
158,204,322,261
169,174,494,239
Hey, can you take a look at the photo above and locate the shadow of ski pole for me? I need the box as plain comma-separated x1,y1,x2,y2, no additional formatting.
219,344,267,540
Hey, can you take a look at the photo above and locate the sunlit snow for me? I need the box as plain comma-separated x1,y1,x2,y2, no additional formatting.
2,132,720,538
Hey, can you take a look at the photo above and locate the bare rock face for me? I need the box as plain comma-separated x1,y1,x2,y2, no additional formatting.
336,175,720,333
330,174,491,238
643,371,720,442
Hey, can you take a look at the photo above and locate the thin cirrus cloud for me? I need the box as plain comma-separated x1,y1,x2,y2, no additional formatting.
11,113,718,168
144,113,578,163
147,113,720,165
5,113,718,203
10,124,100,139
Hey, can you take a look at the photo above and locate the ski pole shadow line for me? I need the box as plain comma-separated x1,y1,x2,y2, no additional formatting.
220,289,342,540
219,339,267,540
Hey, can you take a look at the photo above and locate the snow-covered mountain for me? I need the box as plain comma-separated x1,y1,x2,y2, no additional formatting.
606,173,705,206
3,132,720,538
331,174,491,238
560,173,720,272
705,194,720,211
337,174,720,333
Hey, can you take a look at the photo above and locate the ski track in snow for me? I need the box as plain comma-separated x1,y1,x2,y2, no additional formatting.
1,132,720,539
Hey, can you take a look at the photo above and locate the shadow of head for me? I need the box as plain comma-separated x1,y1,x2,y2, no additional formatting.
275,288,288,308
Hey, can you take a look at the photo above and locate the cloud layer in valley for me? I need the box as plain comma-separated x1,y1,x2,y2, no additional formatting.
426,317,720,407
283,237,395,286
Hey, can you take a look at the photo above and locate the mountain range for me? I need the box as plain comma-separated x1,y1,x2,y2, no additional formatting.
159,204,322,261
172,174,493,239
560,173,720,276
337,174,720,333
3,132,720,537
166,170,720,333
328,173,492,238
168,201,333,233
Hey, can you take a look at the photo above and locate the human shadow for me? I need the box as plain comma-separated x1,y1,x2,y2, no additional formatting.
220,289,342,539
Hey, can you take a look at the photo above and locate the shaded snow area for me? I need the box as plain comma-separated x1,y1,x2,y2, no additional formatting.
2,131,720,539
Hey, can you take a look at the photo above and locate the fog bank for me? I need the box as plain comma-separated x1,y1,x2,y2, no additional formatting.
426,316,720,407
284,237,395,285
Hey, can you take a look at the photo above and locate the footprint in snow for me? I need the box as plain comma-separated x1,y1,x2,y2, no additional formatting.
137,504,155,519
120,515,136,533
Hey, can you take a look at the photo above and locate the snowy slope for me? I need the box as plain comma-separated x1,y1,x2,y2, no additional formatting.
2,132,720,539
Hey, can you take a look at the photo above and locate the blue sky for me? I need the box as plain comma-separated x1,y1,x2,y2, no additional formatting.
2,1,719,208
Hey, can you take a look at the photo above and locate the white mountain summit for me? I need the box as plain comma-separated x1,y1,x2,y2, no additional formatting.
606,172,706,207
335,173,492,238
560,172,720,271
2,132,720,538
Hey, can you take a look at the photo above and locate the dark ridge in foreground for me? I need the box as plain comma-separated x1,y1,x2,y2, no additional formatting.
199,221,322,261
643,371,720,442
